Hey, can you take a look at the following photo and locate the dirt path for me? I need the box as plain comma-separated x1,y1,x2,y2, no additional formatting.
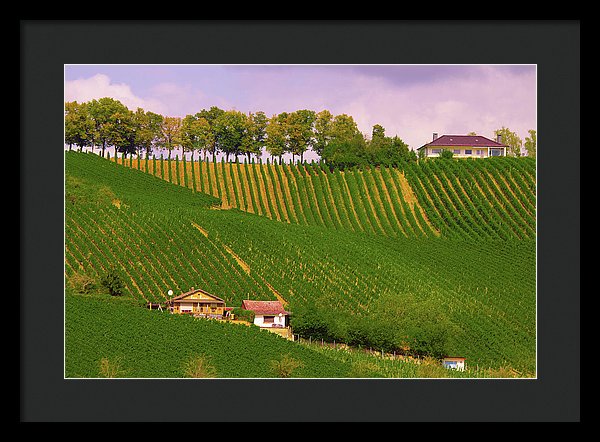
191,222,209,238
222,244,251,275
394,170,440,237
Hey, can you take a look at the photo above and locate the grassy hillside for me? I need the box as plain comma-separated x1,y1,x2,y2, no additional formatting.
65,151,536,375
65,292,351,378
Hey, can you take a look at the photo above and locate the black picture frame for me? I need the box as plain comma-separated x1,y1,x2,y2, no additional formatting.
21,20,580,422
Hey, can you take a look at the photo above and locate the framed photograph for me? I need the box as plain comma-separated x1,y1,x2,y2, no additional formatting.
22,20,580,422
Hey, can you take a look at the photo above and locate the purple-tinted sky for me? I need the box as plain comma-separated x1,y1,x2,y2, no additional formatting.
65,64,536,160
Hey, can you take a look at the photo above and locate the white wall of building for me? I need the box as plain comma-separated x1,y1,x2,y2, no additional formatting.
443,359,466,371
254,314,286,327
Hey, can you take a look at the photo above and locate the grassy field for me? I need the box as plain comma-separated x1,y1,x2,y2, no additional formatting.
65,151,536,376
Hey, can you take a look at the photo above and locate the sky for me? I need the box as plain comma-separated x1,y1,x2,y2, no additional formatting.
64,64,537,161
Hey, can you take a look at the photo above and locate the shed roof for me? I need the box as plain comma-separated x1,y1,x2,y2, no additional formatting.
241,300,290,315
168,288,225,304
418,135,507,150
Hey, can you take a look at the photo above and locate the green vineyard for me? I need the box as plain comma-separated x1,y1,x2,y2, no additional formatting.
65,151,537,376
112,153,536,240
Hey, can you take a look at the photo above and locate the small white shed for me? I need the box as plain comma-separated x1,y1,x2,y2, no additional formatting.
442,356,466,371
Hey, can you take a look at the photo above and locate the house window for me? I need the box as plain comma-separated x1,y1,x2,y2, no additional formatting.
489,148,502,157
453,149,460,154
476,149,482,155
263,316,275,324
431,149,442,154
465,149,472,155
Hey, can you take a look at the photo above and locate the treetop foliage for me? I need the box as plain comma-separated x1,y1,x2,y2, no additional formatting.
65,98,416,169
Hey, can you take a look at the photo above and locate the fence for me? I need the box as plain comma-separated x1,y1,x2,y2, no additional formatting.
292,334,418,362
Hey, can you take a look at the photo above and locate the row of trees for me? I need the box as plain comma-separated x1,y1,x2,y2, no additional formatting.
65,97,534,167
291,293,459,359
64,97,416,168
491,128,537,158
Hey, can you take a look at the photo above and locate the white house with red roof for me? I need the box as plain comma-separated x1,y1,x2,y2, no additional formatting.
417,133,507,158
241,300,290,329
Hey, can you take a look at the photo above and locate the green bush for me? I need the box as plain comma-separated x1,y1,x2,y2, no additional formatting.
290,306,334,341
100,269,125,296
232,307,255,323
438,149,454,159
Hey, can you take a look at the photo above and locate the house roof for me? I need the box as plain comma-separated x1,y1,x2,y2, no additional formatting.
418,135,507,150
168,288,225,304
241,300,290,315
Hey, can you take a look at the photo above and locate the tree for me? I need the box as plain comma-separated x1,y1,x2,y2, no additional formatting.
213,110,247,162
286,109,316,163
330,113,361,144
87,97,131,158
242,111,268,162
196,106,225,161
403,299,457,359
158,116,182,158
181,114,213,162
313,109,333,158
524,129,536,158
365,125,413,166
196,117,214,161
494,127,522,157
112,109,137,158
64,101,79,151
372,293,459,358
319,114,364,167
371,124,386,140
265,112,289,163
406,149,418,162
321,133,368,169
65,101,94,152
100,268,125,296
134,110,163,158
365,124,388,164
438,149,454,159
